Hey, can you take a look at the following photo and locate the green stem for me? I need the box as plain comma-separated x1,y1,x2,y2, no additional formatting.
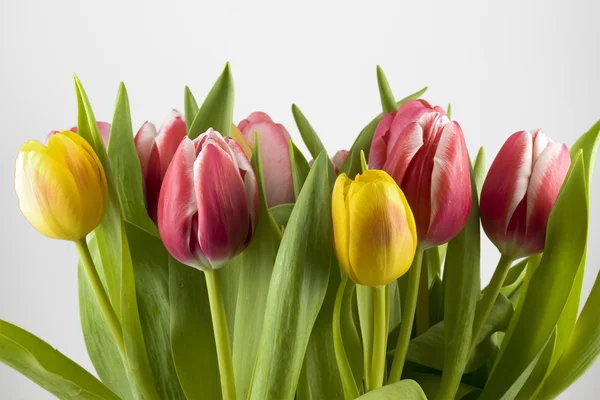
205,269,236,400
470,254,513,353
333,278,360,400
75,239,125,355
370,286,388,390
388,249,424,383
416,255,430,336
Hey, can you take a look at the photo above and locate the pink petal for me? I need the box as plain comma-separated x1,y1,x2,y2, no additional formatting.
238,112,274,133
226,137,259,233
157,137,207,268
331,150,349,174
134,122,159,180
426,121,472,246
155,110,187,177
382,121,424,185
194,142,251,266
369,113,394,170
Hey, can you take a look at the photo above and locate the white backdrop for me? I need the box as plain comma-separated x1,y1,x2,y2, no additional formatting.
1,0,599,398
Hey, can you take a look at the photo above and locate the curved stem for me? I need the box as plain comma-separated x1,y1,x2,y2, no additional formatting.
388,249,424,383
370,285,388,390
75,239,125,355
470,254,513,353
205,269,236,400
333,277,360,399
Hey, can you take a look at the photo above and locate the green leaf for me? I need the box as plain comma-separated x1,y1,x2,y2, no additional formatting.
248,152,333,400
473,147,485,197
289,140,312,199
355,379,427,399
0,319,119,400
74,77,160,400
188,63,234,139
438,168,481,397
184,86,199,132
408,372,480,400
446,103,452,120
232,139,282,399
292,104,326,159
341,279,364,391
480,153,588,399
376,65,398,114
270,203,294,228
357,284,374,390
341,86,427,178
534,119,600,399
169,258,222,400
298,255,344,400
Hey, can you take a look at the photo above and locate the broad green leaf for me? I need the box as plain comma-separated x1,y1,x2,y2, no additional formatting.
188,63,234,139
341,279,364,391
408,372,480,400
298,255,344,400
480,153,588,399
289,140,312,199
402,294,512,374
518,330,556,399
74,78,160,400
248,153,333,400
292,104,326,159
270,203,294,228
438,168,481,398
356,379,427,399
184,86,199,131
0,319,119,400
169,257,221,400
376,65,398,114
341,86,428,178
232,139,282,399
473,147,485,197
78,236,137,400
535,119,600,398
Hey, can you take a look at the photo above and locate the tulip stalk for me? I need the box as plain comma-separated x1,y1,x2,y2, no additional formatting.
389,249,424,383
75,239,125,355
470,255,513,353
369,285,388,391
204,269,236,400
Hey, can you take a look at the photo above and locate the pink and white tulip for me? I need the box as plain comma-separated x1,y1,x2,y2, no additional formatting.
238,112,294,207
370,110,471,248
480,129,570,258
157,128,258,270
331,150,349,174
134,110,187,222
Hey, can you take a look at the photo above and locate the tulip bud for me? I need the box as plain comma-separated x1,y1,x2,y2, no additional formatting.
134,110,187,222
331,150,349,174
158,128,258,270
238,112,294,207
15,131,108,240
370,111,471,248
332,170,417,287
480,129,570,258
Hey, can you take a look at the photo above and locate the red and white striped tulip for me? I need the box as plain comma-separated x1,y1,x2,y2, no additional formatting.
238,112,294,207
157,128,258,270
331,150,349,174
134,110,187,222
370,111,471,248
480,129,571,258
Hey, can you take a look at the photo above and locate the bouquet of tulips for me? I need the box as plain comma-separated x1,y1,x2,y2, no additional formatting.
3,63,600,400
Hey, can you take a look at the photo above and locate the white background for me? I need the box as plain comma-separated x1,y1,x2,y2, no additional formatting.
1,0,599,398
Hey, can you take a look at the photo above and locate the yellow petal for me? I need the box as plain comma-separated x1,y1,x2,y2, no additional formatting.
231,124,253,159
347,178,416,286
332,173,358,282
15,145,84,240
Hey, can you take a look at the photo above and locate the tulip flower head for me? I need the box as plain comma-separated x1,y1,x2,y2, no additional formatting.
158,128,258,270
370,110,471,248
15,131,108,241
332,170,417,287
134,110,187,222
238,112,294,207
480,129,571,258
331,150,349,174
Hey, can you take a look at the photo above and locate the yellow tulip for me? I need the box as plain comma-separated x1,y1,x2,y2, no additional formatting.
15,131,108,241
332,169,417,287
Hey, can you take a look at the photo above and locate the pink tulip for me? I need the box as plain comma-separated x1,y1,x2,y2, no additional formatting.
48,122,111,147
331,150,349,174
238,112,294,207
370,111,471,248
157,128,258,269
369,100,446,170
134,110,187,222
480,129,570,258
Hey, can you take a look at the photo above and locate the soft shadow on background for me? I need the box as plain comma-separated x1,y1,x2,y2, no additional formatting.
0,0,599,398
